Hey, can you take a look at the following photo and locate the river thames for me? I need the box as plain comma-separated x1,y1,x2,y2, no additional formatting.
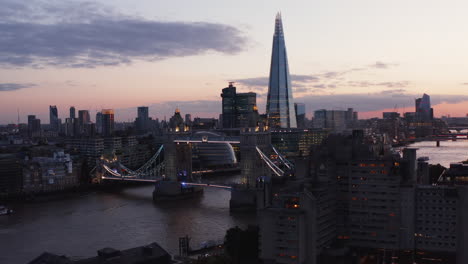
0,174,254,263
1,141,467,263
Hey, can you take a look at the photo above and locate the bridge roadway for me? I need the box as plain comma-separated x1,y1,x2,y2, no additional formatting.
101,175,233,190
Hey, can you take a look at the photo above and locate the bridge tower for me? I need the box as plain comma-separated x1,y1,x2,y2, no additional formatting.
164,131,193,181
240,128,271,188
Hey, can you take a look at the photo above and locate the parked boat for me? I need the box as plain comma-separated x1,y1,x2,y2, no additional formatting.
417,156,430,162
0,205,13,215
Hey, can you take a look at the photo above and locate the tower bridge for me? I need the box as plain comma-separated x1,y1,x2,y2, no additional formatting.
95,130,294,201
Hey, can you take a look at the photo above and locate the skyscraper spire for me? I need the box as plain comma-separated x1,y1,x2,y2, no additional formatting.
266,13,297,128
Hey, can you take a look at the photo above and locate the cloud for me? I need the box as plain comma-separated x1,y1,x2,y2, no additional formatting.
0,0,247,68
0,83,36,91
235,77,268,88
347,81,410,88
369,61,398,69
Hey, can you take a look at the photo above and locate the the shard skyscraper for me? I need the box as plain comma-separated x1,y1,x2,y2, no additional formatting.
266,13,297,128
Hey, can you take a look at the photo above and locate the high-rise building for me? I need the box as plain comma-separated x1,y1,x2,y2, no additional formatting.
415,93,433,121
221,82,258,128
77,110,91,135
49,105,59,131
69,106,76,119
31,119,41,136
185,114,192,126
135,106,149,133
27,115,41,137
266,13,297,128
78,110,90,126
64,118,75,137
313,109,358,132
28,115,36,134
101,109,114,137
294,103,306,128
95,112,103,134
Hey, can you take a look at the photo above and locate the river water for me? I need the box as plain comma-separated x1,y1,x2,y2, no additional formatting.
407,140,468,167
1,141,467,263
0,174,255,264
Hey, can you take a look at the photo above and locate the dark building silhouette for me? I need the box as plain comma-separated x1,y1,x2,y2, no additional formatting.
49,105,59,131
294,103,306,128
135,106,149,134
69,106,76,119
221,82,258,128
101,109,114,137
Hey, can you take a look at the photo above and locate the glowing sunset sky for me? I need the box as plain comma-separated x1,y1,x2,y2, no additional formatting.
1,0,468,124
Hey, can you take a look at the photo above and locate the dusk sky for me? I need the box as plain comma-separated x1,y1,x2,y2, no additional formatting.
1,0,468,124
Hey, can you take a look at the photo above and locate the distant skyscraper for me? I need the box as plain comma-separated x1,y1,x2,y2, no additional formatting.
135,106,149,133
266,13,297,128
415,93,433,121
96,112,103,134
294,103,306,128
78,110,90,126
28,115,36,136
49,105,59,131
101,109,114,137
185,114,192,125
70,106,76,119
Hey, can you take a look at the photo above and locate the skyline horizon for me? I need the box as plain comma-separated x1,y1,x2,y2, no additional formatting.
4,91,467,126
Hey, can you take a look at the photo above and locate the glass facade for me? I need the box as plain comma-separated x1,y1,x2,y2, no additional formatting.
221,82,258,128
266,13,297,128
49,105,59,131
415,93,433,121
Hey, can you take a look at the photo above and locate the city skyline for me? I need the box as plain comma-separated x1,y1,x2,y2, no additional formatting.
2,0,468,124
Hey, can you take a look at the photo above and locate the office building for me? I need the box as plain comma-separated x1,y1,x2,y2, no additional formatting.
95,112,102,134
295,103,306,128
49,105,59,131
78,110,90,127
313,109,358,132
185,114,192,126
66,137,104,166
69,106,76,119
383,112,400,119
27,115,39,136
64,118,75,137
135,106,149,134
266,13,297,128
415,93,434,121
101,109,114,137
271,129,330,157
221,82,258,128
